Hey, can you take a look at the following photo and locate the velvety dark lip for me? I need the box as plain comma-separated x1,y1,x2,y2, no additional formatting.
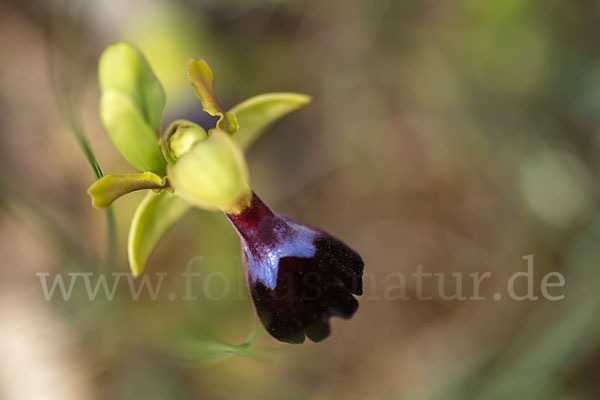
251,235,362,343
226,191,364,343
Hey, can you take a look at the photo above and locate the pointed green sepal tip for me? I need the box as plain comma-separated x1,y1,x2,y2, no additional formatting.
87,172,168,209
229,92,312,150
187,58,238,134
167,129,251,212
128,191,190,277
98,42,167,174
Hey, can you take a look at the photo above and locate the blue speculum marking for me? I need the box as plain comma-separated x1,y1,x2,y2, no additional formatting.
245,219,316,289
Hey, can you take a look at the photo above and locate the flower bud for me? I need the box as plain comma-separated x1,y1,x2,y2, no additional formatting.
167,130,251,212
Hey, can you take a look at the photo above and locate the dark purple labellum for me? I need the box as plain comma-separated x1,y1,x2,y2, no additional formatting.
226,192,364,343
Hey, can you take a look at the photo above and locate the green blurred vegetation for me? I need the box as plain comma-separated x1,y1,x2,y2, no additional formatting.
1,0,600,399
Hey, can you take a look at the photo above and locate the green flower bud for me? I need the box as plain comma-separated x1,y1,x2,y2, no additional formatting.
161,120,208,163
167,130,251,213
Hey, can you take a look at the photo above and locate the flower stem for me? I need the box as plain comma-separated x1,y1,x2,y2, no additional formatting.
67,112,118,267
49,39,118,267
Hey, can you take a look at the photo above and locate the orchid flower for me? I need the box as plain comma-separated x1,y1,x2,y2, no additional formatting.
88,42,364,343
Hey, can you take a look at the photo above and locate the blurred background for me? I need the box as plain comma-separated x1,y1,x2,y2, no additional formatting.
1,0,600,399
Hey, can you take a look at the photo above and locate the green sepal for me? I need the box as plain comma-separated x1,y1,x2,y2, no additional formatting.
98,42,167,174
100,92,167,174
128,191,190,277
167,129,250,212
228,92,311,150
87,172,168,209
99,42,166,131
187,58,238,134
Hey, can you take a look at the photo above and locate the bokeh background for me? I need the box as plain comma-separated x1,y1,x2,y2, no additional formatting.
2,0,600,399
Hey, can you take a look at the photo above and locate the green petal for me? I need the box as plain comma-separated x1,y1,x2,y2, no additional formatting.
229,92,311,150
99,42,166,131
161,119,208,163
87,172,168,209
100,91,166,174
128,191,190,277
187,58,238,134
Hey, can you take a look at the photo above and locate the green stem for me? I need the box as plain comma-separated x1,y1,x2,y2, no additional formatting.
48,38,118,267
65,106,119,267
105,205,118,268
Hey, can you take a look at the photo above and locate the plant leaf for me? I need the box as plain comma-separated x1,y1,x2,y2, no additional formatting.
100,92,166,174
128,191,190,277
87,172,168,209
187,58,238,134
229,92,311,150
98,43,166,174
168,326,264,365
